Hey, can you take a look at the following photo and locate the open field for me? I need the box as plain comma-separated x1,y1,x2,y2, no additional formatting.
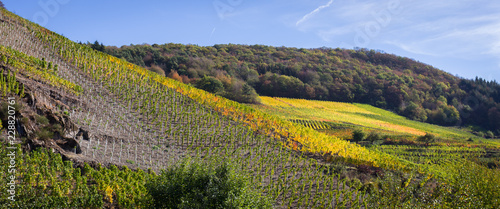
253,96,477,140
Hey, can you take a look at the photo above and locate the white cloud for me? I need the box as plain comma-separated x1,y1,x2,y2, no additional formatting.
296,0,334,26
389,15,500,60
289,0,500,80
293,0,500,60
385,41,440,56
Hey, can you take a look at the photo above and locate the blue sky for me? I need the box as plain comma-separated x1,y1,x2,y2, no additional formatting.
3,0,500,81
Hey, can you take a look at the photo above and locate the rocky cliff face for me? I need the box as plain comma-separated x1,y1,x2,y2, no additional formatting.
1,66,112,167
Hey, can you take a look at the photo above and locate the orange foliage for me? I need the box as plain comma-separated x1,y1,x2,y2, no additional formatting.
168,70,182,82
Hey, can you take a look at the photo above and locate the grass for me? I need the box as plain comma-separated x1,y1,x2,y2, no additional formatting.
252,96,476,139
356,103,475,139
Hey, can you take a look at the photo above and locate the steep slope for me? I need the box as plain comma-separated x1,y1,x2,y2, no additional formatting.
0,8,387,208
2,8,499,209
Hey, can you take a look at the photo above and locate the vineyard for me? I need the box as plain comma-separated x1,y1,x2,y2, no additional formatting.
289,119,331,130
0,7,500,208
255,96,477,139
0,8,390,208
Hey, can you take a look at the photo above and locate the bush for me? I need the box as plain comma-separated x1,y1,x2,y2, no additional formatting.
195,76,224,94
35,115,49,125
146,158,272,209
352,130,366,142
37,128,54,140
417,133,436,145
486,131,495,139
366,132,382,142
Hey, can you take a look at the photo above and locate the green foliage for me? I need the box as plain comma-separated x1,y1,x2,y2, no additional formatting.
0,69,22,97
0,145,103,208
223,82,260,104
0,54,6,63
366,171,443,208
365,163,499,209
35,115,49,125
366,132,383,142
1,9,498,209
100,43,500,132
146,158,272,209
195,75,224,94
0,46,83,95
41,57,47,69
352,130,366,142
85,164,154,208
89,40,105,52
36,128,54,140
442,160,500,208
417,133,436,145
403,102,427,122
486,130,495,139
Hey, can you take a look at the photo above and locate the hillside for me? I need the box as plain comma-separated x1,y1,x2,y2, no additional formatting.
0,8,405,208
253,96,499,164
96,42,500,136
1,7,500,208
253,96,474,139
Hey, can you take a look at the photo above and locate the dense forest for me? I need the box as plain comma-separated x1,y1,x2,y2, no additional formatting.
86,41,500,135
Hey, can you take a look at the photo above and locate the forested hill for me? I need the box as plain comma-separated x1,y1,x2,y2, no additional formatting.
91,42,500,135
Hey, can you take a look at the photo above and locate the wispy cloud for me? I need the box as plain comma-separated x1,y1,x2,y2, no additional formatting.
209,27,216,42
296,0,334,26
386,13,500,60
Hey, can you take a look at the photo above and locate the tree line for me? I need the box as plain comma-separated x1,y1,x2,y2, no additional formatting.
86,42,500,136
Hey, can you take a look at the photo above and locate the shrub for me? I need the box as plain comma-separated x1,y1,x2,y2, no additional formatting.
486,131,495,139
195,75,224,94
35,115,49,125
366,132,382,142
149,65,165,77
146,158,272,209
417,133,436,145
36,128,54,140
352,130,366,142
